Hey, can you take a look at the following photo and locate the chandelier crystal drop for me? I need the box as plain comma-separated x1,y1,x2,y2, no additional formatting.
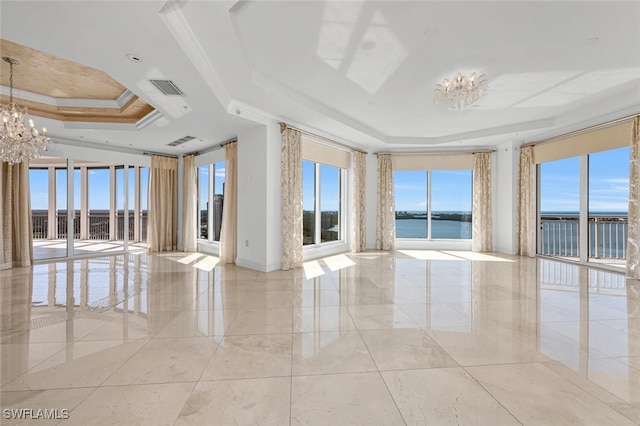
1,57,51,165
433,72,488,110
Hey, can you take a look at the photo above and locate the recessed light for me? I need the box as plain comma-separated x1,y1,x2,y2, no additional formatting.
126,54,143,62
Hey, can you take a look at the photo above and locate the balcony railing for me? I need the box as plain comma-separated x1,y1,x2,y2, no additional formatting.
539,214,628,259
31,210,148,242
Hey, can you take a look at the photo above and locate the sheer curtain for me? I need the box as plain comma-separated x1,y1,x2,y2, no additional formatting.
0,161,33,269
376,154,395,250
182,155,197,252
517,145,536,257
472,152,492,252
628,117,640,279
147,155,178,252
352,151,366,252
220,142,238,264
281,127,303,270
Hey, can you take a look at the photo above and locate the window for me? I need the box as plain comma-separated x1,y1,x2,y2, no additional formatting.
302,161,344,247
197,161,225,242
88,167,110,240
588,147,629,260
394,171,427,238
537,146,630,267
539,157,580,257
394,169,472,239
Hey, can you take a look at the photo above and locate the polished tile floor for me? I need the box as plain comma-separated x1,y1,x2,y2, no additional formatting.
1,251,639,425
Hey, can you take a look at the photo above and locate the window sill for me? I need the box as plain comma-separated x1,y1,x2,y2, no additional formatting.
395,239,472,251
303,240,350,262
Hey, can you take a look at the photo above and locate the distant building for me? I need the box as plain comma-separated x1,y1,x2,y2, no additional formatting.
213,194,223,241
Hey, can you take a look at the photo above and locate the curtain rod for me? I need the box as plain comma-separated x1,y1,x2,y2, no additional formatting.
279,122,368,155
142,151,178,159
220,138,237,147
375,149,496,156
523,113,638,148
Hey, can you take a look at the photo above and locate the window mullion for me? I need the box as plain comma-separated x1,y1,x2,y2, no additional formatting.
315,163,321,246
427,170,432,240
208,164,214,243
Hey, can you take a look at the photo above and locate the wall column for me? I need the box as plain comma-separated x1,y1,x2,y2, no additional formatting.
494,140,520,254
236,121,282,271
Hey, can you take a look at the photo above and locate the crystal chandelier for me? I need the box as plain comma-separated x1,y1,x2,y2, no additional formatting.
433,72,488,110
1,57,50,165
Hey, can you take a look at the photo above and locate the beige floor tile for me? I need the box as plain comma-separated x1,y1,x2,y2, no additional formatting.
225,308,293,335
466,362,637,425
360,329,458,370
2,251,638,423
382,368,521,425
292,331,377,375
175,378,290,425
200,334,292,380
154,310,236,338
291,372,405,425
348,304,419,330
104,337,219,385
0,388,94,425
0,342,67,386
293,305,356,332
69,382,194,426
3,340,147,390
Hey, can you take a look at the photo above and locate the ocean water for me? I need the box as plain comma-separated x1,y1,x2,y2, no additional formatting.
396,219,471,239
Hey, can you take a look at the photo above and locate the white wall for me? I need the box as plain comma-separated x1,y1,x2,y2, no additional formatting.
236,122,282,271
46,140,150,167
493,141,520,254
365,153,377,249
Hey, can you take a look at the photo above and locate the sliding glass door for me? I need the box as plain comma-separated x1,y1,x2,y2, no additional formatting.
538,156,580,259
537,146,630,269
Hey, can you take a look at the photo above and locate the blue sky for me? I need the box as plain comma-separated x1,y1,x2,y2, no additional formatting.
198,163,226,210
394,170,473,212
540,146,629,213
30,166,148,210
29,147,630,214
302,161,340,211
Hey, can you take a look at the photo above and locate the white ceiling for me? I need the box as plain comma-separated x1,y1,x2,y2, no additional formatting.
1,0,639,155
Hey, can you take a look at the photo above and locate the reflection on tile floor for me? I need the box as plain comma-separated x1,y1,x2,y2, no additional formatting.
1,251,639,425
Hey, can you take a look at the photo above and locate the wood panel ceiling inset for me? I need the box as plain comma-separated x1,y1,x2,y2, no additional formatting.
0,38,155,124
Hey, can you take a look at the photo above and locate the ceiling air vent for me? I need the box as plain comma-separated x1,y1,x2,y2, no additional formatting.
167,135,195,147
149,79,186,96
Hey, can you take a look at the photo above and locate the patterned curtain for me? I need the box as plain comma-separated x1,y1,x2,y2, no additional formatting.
352,151,366,252
220,142,238,264
0,160,33,269
375,154,395,250
472,152,492,252
281,128,303,270
181,155,197,252
517,146,536,257
147,155,178,252
628,117,640,279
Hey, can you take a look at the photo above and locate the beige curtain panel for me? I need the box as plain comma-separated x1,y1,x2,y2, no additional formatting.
517,146,536,257
628,117,640,279
376,154,395,250
352,151,366,252
147,155,178,252
182,155,197,252
1,161,33,269
472,152,493,252
220,142,238,264
281,128,303,270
